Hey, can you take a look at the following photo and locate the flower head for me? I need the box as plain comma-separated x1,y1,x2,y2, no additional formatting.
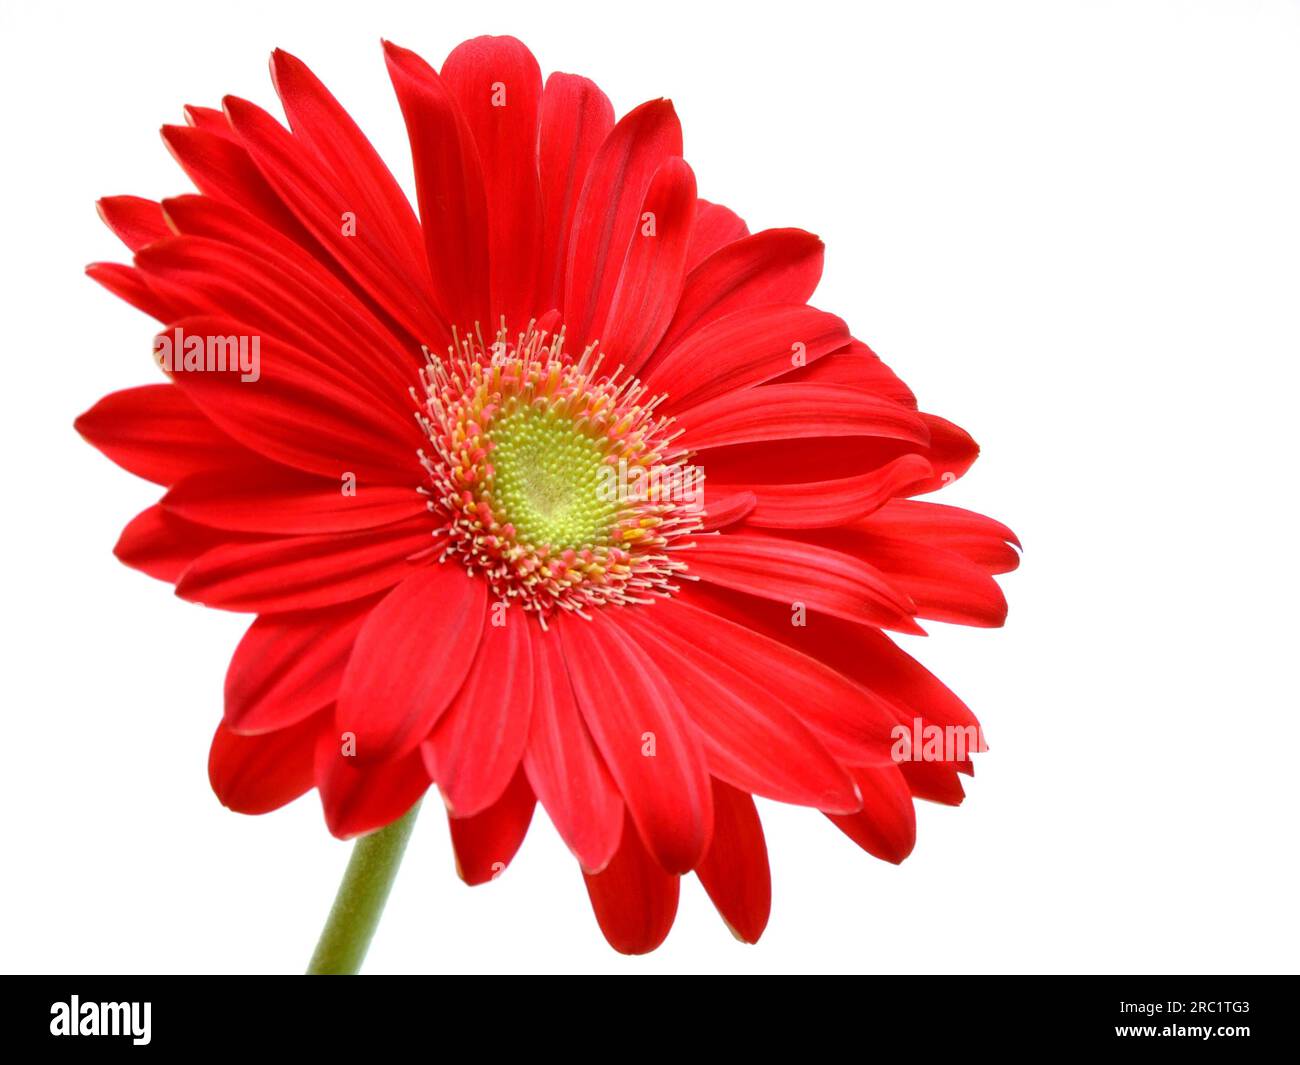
77,35,1019,954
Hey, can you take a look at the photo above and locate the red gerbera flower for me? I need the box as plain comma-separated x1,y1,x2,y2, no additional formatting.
76,35,1019,963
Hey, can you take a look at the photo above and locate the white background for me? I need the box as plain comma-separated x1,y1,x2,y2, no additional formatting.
2,0,1297,974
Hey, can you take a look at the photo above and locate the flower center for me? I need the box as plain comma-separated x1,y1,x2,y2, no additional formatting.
418,325,699,620
487,404,618,550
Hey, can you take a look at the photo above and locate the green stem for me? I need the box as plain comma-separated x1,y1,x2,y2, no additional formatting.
307,801,420,975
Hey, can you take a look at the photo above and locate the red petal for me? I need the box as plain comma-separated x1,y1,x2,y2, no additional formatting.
653,228,824,361
862,499,1021,573
791,526,1009,628
135,236,415,415
654,592,902,766
96,196,171,251
86,262,180,322
114,504,249,583
691,410,965,489
699,486,756,531
826,765,917,864
913,413,980,490
158,194,419,386
383,40,491,330
600,157,697,374
636,601,861,811
161,315,420,485
780,339,917,409
164,466,425,535
447,767,536,885
161,123,322,256
441,36,545,328
224,600,373,734
686,531,922,633
563,99,682,350
855,535,1009,628
582,811,680,954
681,583,980,735
522,625,624,873
647,304,850,412
696,780,771,943
269,48,435,327
336,565,487,762
900,760,968,805
708,454,933,530
183,104,235,137
847,629,982,732
76,384,250,487
680,384,928,450
222,92,446,344
314,732,429,840
424,610,534,816
538,73,614,312
557,612,713,875
686,199,749,269
175,517,434,612
209,711,322,815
